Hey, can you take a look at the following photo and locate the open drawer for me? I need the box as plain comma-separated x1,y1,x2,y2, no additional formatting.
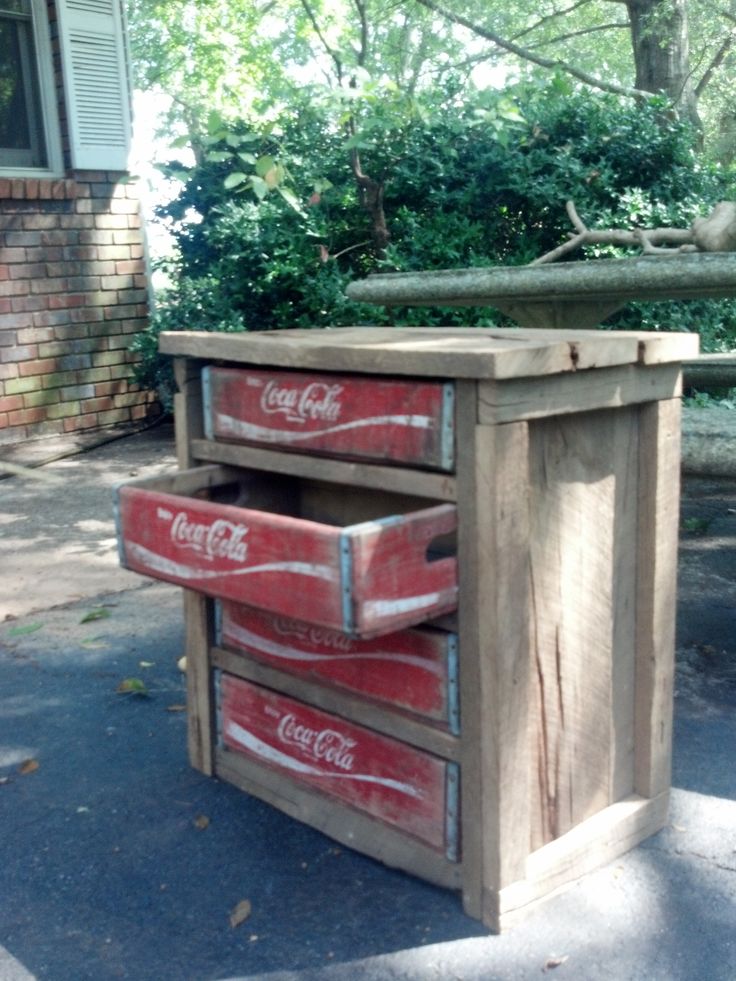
203,366,455,471
218,673,460,859
115,465,457,638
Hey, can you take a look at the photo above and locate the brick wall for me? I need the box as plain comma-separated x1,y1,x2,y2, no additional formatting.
0,173,158,445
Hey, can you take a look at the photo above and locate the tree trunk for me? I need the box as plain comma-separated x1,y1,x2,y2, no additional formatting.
625,0,701,131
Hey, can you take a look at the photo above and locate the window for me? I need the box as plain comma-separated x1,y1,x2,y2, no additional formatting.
0,0,131,175
0,0,60,171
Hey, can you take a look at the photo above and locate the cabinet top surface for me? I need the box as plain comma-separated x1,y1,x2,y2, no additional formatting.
160,327,698,380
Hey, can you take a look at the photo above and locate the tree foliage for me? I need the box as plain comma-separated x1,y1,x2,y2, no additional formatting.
132,80,735,404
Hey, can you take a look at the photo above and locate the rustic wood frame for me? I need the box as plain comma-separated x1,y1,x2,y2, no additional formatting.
161,328,693,931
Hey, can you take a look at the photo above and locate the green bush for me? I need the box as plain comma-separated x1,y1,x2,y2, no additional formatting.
133,81,736,406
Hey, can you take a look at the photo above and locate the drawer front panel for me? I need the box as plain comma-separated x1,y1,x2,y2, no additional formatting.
203,367,455,471
115,469,458,637
219,603,460,732
219,674,459,858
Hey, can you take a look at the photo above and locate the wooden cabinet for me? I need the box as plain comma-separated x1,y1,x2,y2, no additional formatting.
118,326,697,931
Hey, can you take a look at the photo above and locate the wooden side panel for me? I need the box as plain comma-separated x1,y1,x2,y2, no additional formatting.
219,675,458,857
219,603,458,729
634,398,681,797
204,366,454,470
528,408,639,847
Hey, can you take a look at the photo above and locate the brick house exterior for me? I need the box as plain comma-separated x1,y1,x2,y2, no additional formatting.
0,0,157,446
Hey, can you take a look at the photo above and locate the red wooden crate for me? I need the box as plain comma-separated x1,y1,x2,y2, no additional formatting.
219,673,459,858
203,367,455,470
115,468,458,637
219,603,460,732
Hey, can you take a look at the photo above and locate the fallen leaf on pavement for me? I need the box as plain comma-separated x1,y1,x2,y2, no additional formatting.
80,608,111,624
19,759,39,776
229,899,252,928
544,955,569,971
7,622,44,637
194,814,210,830
116,678,149,696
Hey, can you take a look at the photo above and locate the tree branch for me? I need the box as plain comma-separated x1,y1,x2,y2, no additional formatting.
411,0,655,101
509,0,599,42
525,22,630,51
299,0,344,82
694,32,736,98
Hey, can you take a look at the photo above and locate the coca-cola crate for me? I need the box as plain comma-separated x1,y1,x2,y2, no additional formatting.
218,673,460,858
219,602,460,732
202,366,455,471
115,465,457,638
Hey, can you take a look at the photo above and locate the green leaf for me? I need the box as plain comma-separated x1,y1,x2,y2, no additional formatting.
238,152,257,165
277,185,306,216
249,175,269,200
80,608,111,624
7,622,44,637
223,172,248,189
255,155,276,178
205,150,233,163
116,678,149,697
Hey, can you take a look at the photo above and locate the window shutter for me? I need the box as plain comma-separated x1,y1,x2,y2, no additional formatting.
56,0,132,171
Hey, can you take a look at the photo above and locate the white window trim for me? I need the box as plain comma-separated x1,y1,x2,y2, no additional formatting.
0,0,64,178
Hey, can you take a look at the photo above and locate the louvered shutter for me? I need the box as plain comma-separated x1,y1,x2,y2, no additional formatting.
56,0,132,171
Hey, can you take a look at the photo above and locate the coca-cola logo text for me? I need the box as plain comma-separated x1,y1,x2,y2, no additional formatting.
277,712,356,771
170,511,249,563
271,616,354,652
260,380,344,425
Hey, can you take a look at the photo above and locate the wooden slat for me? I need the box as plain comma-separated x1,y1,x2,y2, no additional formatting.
184,591,215,774
528,410,622,848
634,398,681,797
161,328,697,382
173,357,205,469
610,408,639,803
497,791,669,928
211,645,462,762
454,381,484,921
478,363,681,424
190,438,458,501
477,421,533,931
455,381,533,928
215,747,462,891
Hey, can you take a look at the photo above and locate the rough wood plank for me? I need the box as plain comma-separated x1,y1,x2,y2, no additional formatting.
190,438,458,501
215,747,462,891
478,363,681,425
184,591,215,774
475,421,533,932
610,408,639,803
455,382,532,928
634,398,681,797
162,328,695,382
173,357,205,469
454,381,484,921
497,791,669,928
212,645,462,761
528,410,622,848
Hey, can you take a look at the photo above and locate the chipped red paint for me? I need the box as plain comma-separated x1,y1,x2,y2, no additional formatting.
203,367,455,470
220,603,457,727
116,482,457,637
219,675,457,853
